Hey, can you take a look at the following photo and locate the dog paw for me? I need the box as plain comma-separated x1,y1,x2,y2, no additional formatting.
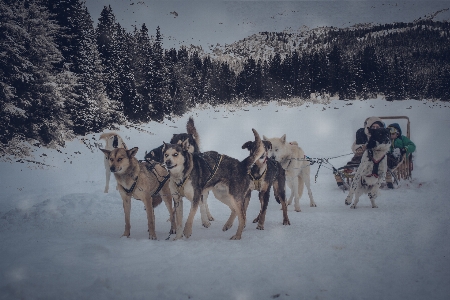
283,219,291,226
345,199,351,205
230,235,241,240
169,228,176,234
252,217,259,223
173,234,183,241
256,224,264,230
183,228,192,238
372,205,378,208
294,207,301,212
208,216,215,221
350,204,357,209
310,203,317,207
222,223,233,231
202,221,211,228
149,234,157,240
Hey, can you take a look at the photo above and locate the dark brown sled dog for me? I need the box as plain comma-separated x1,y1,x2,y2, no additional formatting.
242,140,290,230
163,129,265,240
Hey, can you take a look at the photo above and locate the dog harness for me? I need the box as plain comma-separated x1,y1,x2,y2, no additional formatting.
248,167,267,191
366,149,386,179
359,149,386,187
121,176,139,195
175,174,190,197
144,161,170,196
197,153,224,188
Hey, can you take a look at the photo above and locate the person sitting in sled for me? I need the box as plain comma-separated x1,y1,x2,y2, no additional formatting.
334,117,385,190
385,123,416,189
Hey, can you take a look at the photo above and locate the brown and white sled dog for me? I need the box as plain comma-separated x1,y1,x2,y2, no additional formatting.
242,140,290,229
163,129,265,240
345,128,391,209
99,132,127,193
263,134,316,212
100,147,176,239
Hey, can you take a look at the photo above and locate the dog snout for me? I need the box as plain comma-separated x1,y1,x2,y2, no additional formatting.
110,165,116,172
270,155,276,160
165,159,172,167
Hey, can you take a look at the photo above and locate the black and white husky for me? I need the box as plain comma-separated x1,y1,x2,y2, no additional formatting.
345,128,391,209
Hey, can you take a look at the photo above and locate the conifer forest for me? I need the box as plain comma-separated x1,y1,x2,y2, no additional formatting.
1,0,450,148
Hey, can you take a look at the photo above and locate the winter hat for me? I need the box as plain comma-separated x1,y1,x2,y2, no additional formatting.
388,123,402,136
364,116,385,136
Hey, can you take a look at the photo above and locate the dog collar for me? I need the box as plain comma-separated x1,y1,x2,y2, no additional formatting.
175,174,190,197
248,167,267,191
121,176,139,195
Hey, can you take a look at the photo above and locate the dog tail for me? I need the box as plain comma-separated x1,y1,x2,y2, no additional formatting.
243,128,264,171
99,132,116,140
186,117,200,149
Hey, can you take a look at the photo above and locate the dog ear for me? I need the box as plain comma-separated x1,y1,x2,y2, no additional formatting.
100,149,111,156
242,141,253,150
127,147,139,158
182,139,190,151
263,140,272,150
281,134,286,144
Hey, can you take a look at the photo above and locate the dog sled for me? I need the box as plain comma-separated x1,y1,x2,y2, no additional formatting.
334,116,413,189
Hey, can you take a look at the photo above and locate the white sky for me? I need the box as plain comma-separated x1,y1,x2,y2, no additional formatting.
84,1,450,50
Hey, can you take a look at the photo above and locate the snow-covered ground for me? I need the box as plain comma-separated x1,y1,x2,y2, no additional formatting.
1,98,449,300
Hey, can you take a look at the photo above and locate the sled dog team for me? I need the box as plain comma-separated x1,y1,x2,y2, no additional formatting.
100,117,391,240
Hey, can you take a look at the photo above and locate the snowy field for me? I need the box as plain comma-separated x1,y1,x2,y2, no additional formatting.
1,98,449,300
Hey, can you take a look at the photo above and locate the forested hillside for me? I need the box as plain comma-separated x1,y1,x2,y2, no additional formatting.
1,0,449,150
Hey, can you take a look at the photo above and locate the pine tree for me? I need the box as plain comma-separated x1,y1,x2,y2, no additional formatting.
48,0,119,135
147,26,171,120
116,25,140,121
96,6,122,104
131,24,153,122
0,0,69,146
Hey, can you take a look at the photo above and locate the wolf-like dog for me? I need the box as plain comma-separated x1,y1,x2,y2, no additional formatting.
345,128,391,209
144,117,200,163
99,132,127,193
242,140,290,230
100,147,176,239
163,129,265,240
263,134,316,212
144,117,214,228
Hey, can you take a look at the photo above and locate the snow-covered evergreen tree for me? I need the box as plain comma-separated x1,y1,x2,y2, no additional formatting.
0,0,69,146
147,26,171,121
48,0,120,135
96,6,122,104
131,24,152,122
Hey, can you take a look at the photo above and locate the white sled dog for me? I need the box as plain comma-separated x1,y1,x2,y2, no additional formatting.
99,132,127,193
345,127,391,209
263,134,316,212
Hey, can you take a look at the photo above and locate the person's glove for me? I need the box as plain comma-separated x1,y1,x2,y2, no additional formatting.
355,145,366,155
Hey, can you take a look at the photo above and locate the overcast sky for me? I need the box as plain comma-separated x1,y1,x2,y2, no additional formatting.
84,1,450,50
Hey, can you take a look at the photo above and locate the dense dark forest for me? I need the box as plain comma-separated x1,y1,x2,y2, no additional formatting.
1,0,449,148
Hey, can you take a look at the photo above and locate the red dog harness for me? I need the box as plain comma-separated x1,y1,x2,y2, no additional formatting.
366,149,385,178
